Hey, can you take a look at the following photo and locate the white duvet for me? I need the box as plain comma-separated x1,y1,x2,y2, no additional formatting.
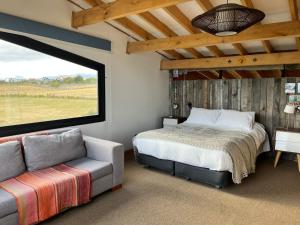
133,122,270,173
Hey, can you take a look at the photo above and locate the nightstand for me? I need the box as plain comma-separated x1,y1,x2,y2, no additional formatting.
274,128,300,172
162,116,187,128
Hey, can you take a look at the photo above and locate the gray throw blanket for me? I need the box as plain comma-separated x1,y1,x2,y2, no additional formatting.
136,124,259,184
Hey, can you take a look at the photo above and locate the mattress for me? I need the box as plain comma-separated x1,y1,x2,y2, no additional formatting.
133,123,270,173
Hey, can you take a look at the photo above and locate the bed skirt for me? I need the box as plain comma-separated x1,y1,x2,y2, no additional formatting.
136,153,232,188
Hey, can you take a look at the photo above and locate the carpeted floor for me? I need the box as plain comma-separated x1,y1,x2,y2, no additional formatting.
43,158,300,225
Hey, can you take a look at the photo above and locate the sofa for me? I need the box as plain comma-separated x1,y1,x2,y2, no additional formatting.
0,128,124,225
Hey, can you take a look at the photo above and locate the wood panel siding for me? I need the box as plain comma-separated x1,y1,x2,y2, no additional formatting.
169,77,300,143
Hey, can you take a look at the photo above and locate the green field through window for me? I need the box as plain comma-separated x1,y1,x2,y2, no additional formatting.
0,39,98,127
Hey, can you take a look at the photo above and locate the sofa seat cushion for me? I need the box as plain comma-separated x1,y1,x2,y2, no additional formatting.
66,158,112,181
0,189,17,218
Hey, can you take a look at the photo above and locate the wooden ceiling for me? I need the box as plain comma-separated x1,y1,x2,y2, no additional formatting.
68,0,300,79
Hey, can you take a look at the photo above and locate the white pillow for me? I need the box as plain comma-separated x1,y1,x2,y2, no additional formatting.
216,109,255,132
185,108,221,126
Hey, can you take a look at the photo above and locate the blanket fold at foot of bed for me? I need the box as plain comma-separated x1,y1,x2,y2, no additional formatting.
0,164,91,225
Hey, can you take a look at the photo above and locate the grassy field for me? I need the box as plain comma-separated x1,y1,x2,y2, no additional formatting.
0,83,97,99
0,83,98,127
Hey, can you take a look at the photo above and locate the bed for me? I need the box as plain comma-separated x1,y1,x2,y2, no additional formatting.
133,108,270,188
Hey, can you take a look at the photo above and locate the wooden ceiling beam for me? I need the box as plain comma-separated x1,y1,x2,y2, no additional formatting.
83,0,98,7
164,6,198,33
227,70,243,79
248,71,261,78
289,0,299,20
233,43,248,55
200,71,219,79
116,18,184,59
93,0,108,7
127,21,300,53
241,0,274,53
139,12,177,37
83,0,110,7
164,5,225,57
160,51,300,70
209,70,220,78
72,0,190,27
261,40,273,53
197,72,211,80
240,0,254,8
139,12,203,58
195,0,214,10
259,70,282,78
206,46,224,57
288,0,300,50
82,0,184,59
195,0,248,56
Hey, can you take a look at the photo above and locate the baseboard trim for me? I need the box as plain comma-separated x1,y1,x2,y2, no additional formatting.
112,184,122,192
125,149,134,160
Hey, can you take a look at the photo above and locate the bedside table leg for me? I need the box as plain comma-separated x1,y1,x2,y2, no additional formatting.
297,154,300,173
274,151,282,168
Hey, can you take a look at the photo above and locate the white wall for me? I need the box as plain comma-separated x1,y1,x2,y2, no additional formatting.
0,0,170,150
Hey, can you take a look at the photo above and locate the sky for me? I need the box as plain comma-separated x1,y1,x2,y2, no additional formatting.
0,39,97,79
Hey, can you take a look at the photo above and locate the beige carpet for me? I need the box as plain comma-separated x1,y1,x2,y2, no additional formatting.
43,158,300,225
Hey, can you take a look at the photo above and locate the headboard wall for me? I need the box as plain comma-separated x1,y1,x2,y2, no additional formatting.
169,77,300,139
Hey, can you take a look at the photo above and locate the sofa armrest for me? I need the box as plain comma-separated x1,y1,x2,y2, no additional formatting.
83,136,124,187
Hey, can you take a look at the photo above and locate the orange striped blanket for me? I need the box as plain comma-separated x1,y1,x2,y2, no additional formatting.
0,164,91,225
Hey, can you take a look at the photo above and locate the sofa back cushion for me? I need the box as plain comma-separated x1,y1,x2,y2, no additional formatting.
0,141,26,182
23,128,86,171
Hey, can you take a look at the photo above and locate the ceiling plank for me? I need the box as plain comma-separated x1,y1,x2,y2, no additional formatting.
288,0,300,50
139,12,203,58
127,21,300,53
116,18,184,59
240,0,274,53
160,51,300,70
72,0,190,27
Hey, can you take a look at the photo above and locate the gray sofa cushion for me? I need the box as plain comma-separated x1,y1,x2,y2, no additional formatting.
23,128,86,171
0,213,18,225
66,158,112,181
0,189,17,218
0,141,25,182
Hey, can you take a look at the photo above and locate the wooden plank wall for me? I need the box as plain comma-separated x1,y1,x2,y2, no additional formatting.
170,77,300,141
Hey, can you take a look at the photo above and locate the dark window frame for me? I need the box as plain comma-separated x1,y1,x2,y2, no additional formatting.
0,31,105,137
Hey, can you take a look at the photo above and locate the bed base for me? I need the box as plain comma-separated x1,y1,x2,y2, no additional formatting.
136,153,232,188
136,153,175,175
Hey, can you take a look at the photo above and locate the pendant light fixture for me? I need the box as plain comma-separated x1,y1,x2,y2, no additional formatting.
191,0,265,37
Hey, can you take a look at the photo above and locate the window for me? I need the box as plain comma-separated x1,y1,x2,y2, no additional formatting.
0,31,105,137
